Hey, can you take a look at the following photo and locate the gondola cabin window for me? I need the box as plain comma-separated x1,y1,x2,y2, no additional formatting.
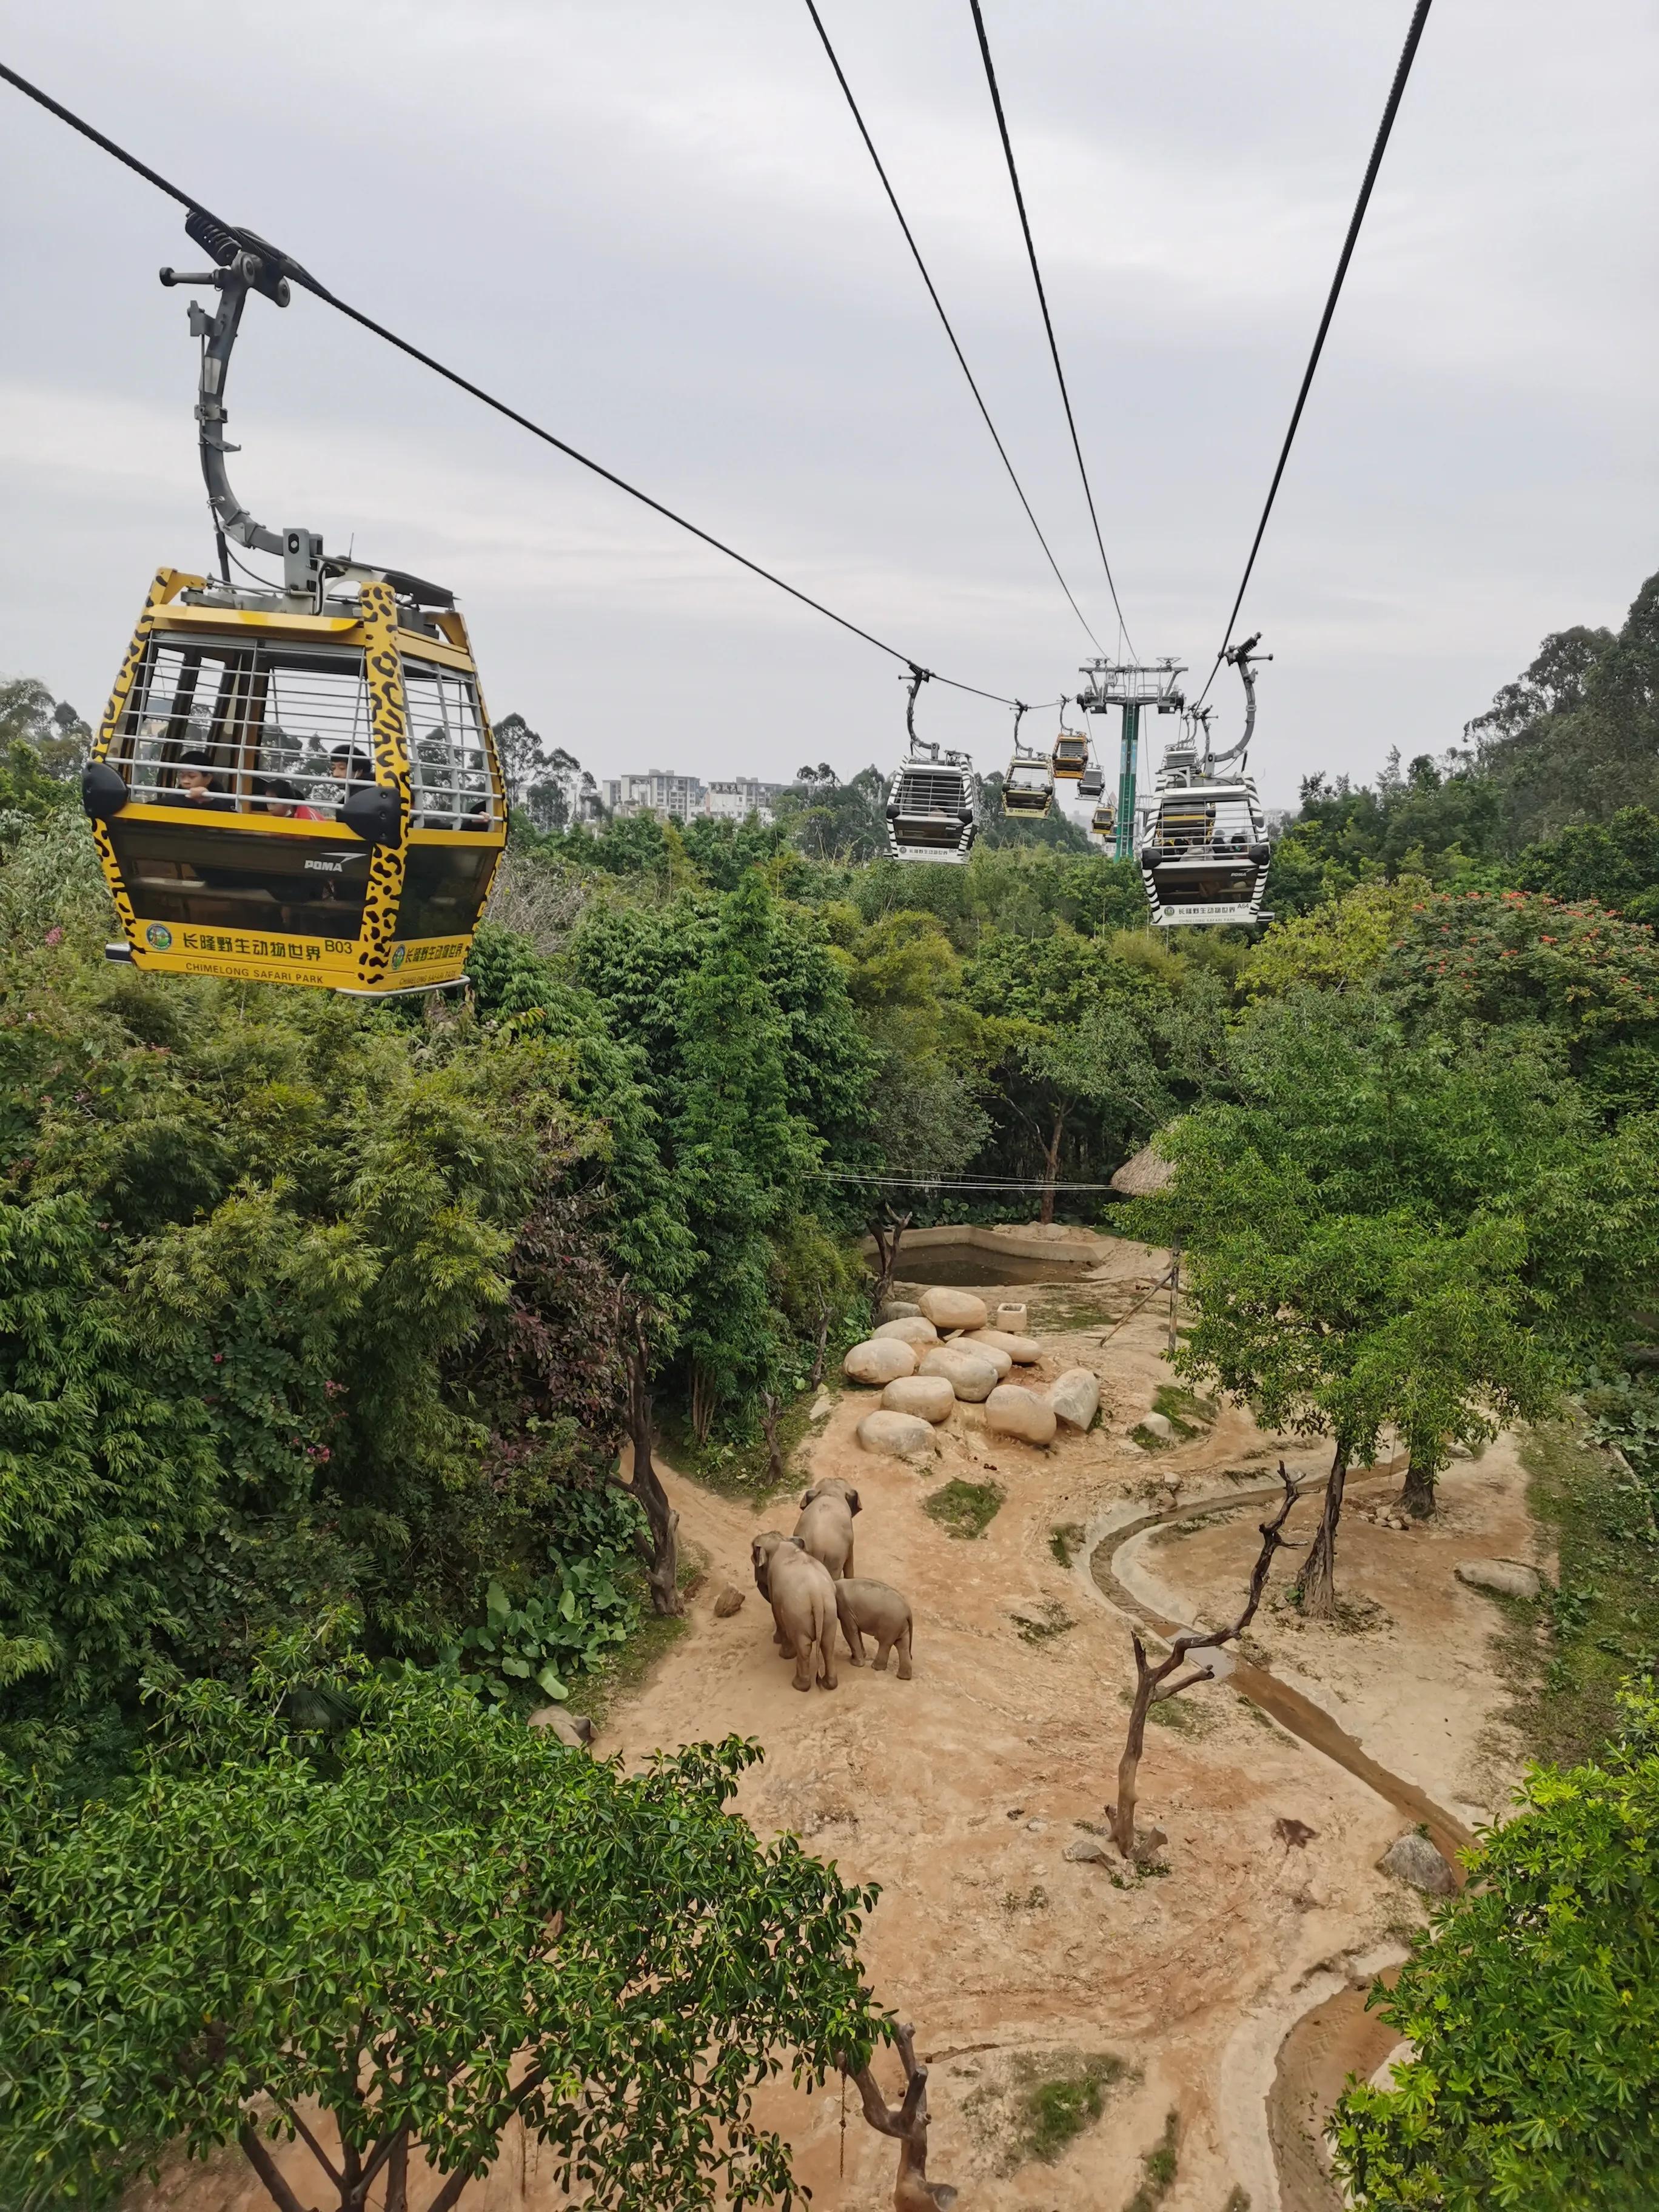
403,660,500,830
113,637,375,813
106,636,380,939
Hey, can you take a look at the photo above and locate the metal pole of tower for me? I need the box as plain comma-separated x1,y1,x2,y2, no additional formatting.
1114,703,1139,862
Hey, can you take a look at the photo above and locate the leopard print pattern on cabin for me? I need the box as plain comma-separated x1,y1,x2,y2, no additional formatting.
354,580,411,987
90,568,196,947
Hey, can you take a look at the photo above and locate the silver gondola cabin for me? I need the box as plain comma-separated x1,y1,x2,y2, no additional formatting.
1139,638,1273,928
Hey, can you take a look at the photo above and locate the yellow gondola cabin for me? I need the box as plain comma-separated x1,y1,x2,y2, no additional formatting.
84,567,504,995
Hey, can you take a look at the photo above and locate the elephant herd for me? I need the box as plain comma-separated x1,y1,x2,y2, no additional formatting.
751,1478,914,1692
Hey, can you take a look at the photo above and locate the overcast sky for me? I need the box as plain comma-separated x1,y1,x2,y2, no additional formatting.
2,0,1655,808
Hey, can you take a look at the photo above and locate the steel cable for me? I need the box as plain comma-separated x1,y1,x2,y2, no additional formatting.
965,0,1136,658
802,0,1105,654
0,57,1041,710
1191,0,1435,709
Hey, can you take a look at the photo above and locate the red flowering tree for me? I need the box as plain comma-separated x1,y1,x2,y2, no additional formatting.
1379,890,1659,1069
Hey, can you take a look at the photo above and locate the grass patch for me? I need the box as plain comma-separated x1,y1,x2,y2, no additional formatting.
924,1478,1005,1540
656,1390,819,1501
962,2049,1130,2170
1013,1601,1074,1645
1124,2109,1180,2211
1512,1419,1659,1765
1151,1384,1217,1438
1050,1521,1086,1566
1130,1424,1175,1453
1119,1684,1219,1735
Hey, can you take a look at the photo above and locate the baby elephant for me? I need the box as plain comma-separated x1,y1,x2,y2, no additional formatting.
794,1476,861,1580
752,1531,839,1692
835,1577,914,1680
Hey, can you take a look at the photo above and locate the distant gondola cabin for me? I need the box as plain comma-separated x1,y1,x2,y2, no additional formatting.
1051,731,1089,779
83,568,506,994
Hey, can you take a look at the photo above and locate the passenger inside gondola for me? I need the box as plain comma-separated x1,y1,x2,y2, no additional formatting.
176,754,233,811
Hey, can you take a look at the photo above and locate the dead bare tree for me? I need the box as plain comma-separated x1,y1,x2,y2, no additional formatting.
849,2024,957,2211
1108,1464,1300,1860
807,1290,832,1388
869,1209,913,1310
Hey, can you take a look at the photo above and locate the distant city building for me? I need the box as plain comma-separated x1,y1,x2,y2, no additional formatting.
602,771,705,822
703,777,785,824
601,771,785,826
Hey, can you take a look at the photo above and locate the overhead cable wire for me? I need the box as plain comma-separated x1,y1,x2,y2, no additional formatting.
0,57,1030,711
801,0,1104,655
1191,0,1435,709
965,0,1136,659
812,1171,1122,1191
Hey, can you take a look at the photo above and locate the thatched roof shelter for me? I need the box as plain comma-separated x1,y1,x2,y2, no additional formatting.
1109,1137,1177,1198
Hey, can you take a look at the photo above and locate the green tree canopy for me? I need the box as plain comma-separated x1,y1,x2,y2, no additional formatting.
0,1657,887,2212
1333,1687,1659,2210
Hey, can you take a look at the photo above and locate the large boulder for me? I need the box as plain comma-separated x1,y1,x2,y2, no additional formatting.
1379,1830,1456,1895
842,1338,918,1387
963,1327,1041,1366
856,1409,937,1463
1048,1367,1101,1432
984,1384,1057,1446
917,1287,990,1333
1138,1410,1174,1441
994,1302,1030,1335
876,1298,922,1324
1455,1558,1543,1600
917,1345,1001,1402
873,1315,940,1347
882,1374,956,1424
960,1337,1013,1379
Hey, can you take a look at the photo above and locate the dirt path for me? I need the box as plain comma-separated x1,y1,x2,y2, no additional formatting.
127,1243,1540,2212
1086,1483,1477,2210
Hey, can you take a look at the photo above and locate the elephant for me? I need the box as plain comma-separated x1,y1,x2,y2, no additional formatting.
794,1476,861,1580
751,1532,839,1692
835,1577,913,1679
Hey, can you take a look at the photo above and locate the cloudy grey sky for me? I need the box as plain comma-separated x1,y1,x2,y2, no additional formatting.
2,0,1655,807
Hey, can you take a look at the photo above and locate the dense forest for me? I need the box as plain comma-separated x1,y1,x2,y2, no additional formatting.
2,572,1658,2206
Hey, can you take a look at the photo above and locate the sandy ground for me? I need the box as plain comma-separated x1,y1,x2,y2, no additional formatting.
128,1241,1541,2212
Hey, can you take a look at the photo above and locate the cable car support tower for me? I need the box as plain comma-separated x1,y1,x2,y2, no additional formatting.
1074,659,1187,862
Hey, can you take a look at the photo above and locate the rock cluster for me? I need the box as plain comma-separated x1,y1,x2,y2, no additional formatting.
917,1287,990,1332
882,1375,956,1423
842,1338,917,1387
873,1315,939,1347
1047,1367,1100,1431
984,1384,1057,1445
917,1345,1000,1402
1455,1557,1543,1600
964,1327,1041,1364
855,1409,937,1463
1379,1829,1456,1895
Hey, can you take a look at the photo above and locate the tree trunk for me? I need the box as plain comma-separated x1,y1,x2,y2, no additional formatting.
1038,1108,1067,1226
626,1350,682,1617
808,1298,831,1388
384,2131,409,2212
1403,1432,1440,1518
1110,1669,1153,1858
760,1392,786,1487
871,1211,912,1307
1295,1442,1349,1621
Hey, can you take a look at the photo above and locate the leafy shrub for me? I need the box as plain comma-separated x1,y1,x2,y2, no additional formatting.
1332,1700,1659,2208
452,1558,642,1704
